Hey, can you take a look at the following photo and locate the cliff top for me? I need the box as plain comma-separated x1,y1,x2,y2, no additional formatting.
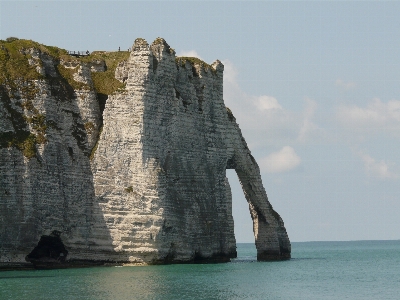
0,37,220,93
0,38,130,95
0,37,225,160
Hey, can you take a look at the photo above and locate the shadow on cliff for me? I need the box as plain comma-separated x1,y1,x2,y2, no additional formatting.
10,61,118,267
0,86,37,260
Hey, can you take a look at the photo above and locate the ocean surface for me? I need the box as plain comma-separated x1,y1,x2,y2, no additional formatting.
1,240,399,300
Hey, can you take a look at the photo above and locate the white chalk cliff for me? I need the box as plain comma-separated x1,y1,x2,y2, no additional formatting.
0,38,290,267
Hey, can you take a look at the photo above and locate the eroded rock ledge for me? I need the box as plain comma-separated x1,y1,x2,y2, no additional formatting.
0,37,290,269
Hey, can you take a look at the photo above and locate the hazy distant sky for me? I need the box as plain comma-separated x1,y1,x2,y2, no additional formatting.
1,1,400,243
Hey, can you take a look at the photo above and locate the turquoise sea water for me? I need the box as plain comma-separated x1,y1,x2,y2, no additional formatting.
1,241,400,300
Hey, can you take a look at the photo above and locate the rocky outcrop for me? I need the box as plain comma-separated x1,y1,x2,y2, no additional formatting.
0,38,290,267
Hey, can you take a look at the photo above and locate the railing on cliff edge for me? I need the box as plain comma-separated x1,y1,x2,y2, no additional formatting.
67,50,90,57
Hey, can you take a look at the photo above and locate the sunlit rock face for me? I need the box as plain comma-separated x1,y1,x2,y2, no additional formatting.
0,38,290,266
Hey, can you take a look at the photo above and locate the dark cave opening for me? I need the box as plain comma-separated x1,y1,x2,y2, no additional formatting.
25,231,68,263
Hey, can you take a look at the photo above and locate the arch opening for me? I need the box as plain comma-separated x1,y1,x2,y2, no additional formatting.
226,169,256,257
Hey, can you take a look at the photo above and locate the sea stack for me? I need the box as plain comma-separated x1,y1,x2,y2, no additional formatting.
0,37,290,267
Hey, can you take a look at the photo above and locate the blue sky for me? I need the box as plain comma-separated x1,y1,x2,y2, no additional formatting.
2,1,400,242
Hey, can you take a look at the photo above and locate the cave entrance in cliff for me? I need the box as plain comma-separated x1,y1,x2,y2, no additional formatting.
25,231,68,266
226,169,254,245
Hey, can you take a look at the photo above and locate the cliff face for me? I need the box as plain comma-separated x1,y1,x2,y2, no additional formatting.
0,38,290,266
0,43,100,263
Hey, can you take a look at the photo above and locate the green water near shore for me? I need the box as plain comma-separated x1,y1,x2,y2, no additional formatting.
1,241,400,299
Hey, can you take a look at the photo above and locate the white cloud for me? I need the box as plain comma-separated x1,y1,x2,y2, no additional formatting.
222,60,324,148
338,98,400,123
335,79,356,90
254,95,282,111
356,150,398,180
337,98,400,138
176,50,203,60
260,146,301,173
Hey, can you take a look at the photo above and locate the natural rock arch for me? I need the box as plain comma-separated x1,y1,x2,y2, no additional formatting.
225,117,291,260
90,37,291,262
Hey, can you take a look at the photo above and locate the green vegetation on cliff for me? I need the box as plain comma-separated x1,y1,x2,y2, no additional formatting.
0,39,65,158
0,88,47,159
1,42,38,84
0,37,130,95
0,38,219,159
175,57,216,74
226,106,235,122
56,64,89,91
0,38,66,85
55,50,129,95
0,38,130,159
88,51,129,95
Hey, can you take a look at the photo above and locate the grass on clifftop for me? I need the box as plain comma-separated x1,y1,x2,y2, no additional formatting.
0,38,220,160
88,51,130,95
56,50,130,95
0,38,131,159
175,56,216,74
0,39,66,158
0,38,130,96
0,38,67,86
